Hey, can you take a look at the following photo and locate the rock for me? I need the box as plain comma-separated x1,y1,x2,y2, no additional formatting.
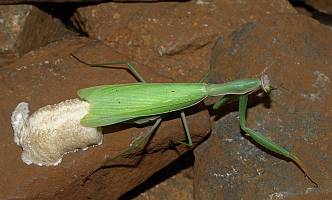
0,4,72,65
73,0,296,82
194,13,332,199
291,0,332,26
0,0,161,4
1,0,331,199
133,168,194,200
131,152,194,200
0,37,210,199
306,0,332,15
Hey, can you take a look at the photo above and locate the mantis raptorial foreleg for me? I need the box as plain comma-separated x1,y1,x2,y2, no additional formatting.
236,94,317,186
213,95,239,110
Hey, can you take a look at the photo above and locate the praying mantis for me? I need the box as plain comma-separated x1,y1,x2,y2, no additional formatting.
72,54,317,186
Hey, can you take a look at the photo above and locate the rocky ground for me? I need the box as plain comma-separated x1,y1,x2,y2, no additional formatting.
0,0,331,199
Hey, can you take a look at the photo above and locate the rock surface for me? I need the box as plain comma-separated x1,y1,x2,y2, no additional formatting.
306,0,332,14
0,0,332,199
0,4,72,65
194,12,332,200
0,37,210,199
0,0,162,4
131,152,194,200
73,0,296,83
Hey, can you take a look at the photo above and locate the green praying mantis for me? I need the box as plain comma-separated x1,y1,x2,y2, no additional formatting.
72,54,317,186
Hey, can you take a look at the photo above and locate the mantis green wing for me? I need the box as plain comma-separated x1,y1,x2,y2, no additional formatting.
78,83,207,127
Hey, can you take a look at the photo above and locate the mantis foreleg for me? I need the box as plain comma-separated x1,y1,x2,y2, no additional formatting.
238,95,318,186
212,95,239,110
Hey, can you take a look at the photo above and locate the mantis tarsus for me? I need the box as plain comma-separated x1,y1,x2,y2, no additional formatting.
72,54,317,187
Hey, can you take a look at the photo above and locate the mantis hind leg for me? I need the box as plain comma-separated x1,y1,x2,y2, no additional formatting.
103,118,163,166
238,95,318,186
71,54,146,82
198,71,210,83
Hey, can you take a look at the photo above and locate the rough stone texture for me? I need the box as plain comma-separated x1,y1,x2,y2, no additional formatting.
0,4,72,65
134,168,193,200
306,0,332,14
0,0,166,4
294,6,313,18
131,152,194,200
73,0,297,82
194,13,332,200
292,0,332,27
0,0,331,199
0,37,210,199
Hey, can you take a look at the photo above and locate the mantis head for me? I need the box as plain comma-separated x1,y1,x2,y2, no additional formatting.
260,75,272,93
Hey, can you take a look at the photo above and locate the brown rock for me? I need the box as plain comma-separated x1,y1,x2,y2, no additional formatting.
306,0,332,15
133,168,194,200
73,0,296,82
0,4,72,65
131,153,194,200
194,13,332,199
0,37,210,199
0,0,161,4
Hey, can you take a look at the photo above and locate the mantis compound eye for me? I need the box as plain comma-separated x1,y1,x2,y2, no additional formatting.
260,74,272,93
11,99,103,166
